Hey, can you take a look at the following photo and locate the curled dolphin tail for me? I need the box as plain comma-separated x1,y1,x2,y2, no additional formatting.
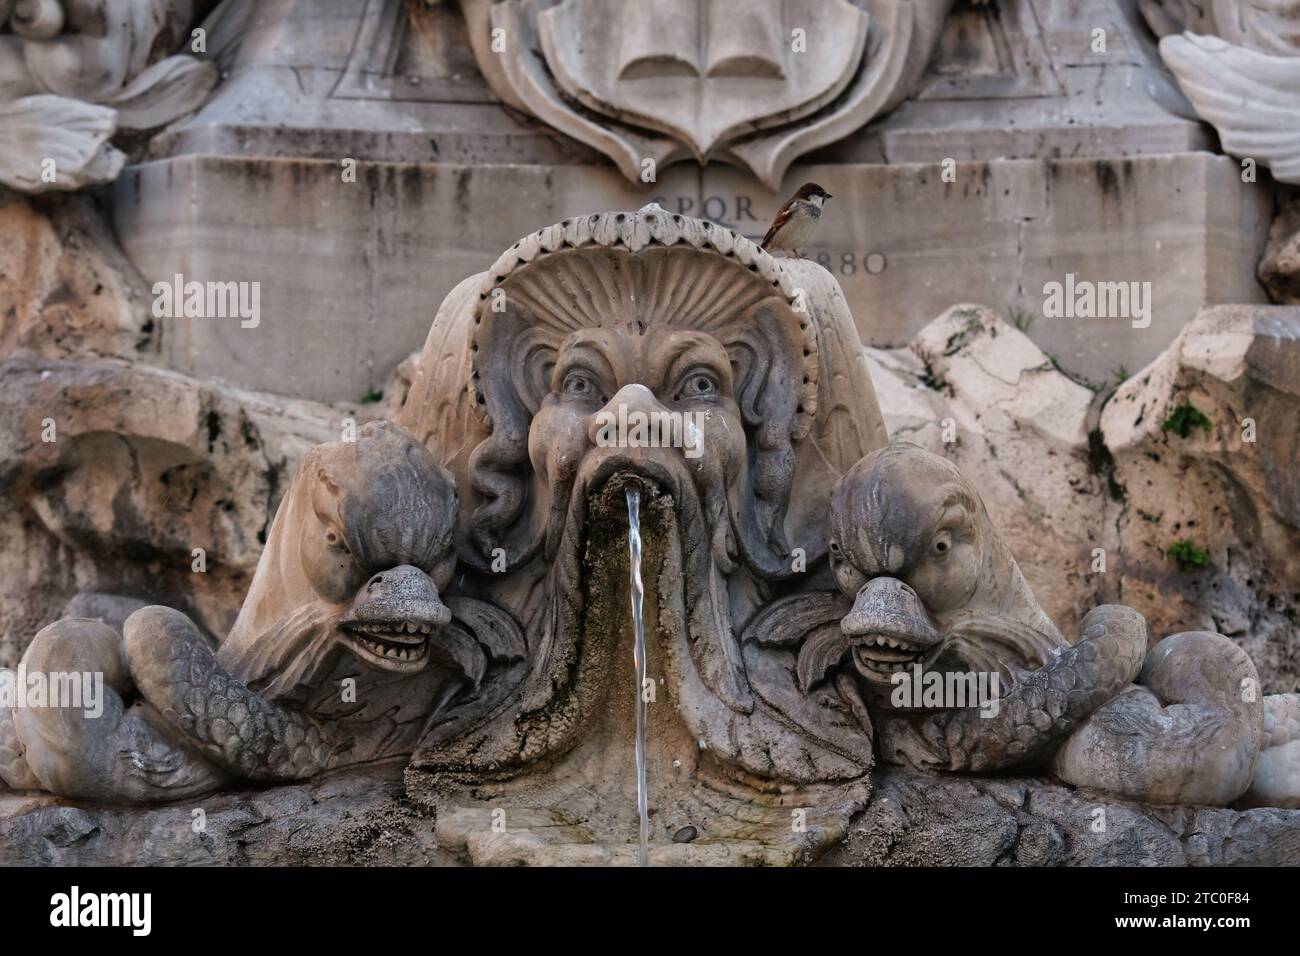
1053,631,1265,806
124,606,335,781
10,618,229,802
876,605,1147,772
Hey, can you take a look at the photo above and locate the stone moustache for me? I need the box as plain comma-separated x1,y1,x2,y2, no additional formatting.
2,207,1296,864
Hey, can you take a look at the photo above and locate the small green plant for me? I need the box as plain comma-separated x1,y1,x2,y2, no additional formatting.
1161,403,1212,438
1166,538,1210,571
359,388,383,404
1111,364,1130,384
1007,306,1037,332
1043,351,1103,393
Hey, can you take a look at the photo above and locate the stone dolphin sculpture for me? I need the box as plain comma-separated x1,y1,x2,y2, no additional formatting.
0,421,524,802
815,441,1300,807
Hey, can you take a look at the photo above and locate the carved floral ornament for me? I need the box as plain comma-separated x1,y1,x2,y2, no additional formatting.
453,0,965,189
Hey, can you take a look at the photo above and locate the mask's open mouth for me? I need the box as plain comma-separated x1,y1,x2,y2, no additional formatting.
585,457,680,511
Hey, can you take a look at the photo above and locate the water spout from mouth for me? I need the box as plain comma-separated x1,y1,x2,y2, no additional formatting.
626,485,649,867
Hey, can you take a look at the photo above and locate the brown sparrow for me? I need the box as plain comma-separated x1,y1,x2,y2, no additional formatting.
761,182,832,257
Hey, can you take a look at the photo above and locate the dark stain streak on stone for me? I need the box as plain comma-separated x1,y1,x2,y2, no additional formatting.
455,168,472,217
1094,159,1131,203
206,410,221,451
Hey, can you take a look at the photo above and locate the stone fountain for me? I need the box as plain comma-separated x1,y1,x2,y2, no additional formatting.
3,0,1300,868
3,205,1298,866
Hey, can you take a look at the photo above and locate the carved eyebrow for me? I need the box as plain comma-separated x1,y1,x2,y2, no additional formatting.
660,335,733,392
931,497,975,535
551,340,617,391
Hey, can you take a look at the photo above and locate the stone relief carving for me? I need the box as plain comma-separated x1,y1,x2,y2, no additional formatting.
455,0,963,189
0,0,231,192
1143,1,1300,185
3,208,1298,863
395,204,889,863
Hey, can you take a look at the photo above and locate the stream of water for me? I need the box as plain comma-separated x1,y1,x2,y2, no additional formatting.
626,486,649,867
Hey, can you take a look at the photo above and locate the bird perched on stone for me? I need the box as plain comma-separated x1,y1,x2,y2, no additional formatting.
761,182,832,257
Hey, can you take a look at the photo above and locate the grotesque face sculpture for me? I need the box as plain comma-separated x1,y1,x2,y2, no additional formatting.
527,326,747,571
398,208,891,855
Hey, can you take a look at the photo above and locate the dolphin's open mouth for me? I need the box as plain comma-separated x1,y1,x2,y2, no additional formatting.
850,635,938,679
338,564,452,674
851,635,930,672
841,576,945,684
341,620,433,670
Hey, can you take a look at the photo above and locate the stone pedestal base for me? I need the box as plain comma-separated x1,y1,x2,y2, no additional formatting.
112,153,1272,402
4,765,1295,866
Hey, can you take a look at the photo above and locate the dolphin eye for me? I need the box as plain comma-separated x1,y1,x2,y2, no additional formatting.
829,549,866,597
325,528,350,555
931,530,952,557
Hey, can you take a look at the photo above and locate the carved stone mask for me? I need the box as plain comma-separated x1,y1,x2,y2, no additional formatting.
526,326,747,562
398,205,891,789
461,215,822,584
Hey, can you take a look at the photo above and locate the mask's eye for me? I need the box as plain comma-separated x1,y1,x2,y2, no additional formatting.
325,528,350,554
931,530,952,558
677,370,719,400
561,369,601,400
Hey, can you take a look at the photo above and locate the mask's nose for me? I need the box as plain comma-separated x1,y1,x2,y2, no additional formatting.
587,384,671,446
